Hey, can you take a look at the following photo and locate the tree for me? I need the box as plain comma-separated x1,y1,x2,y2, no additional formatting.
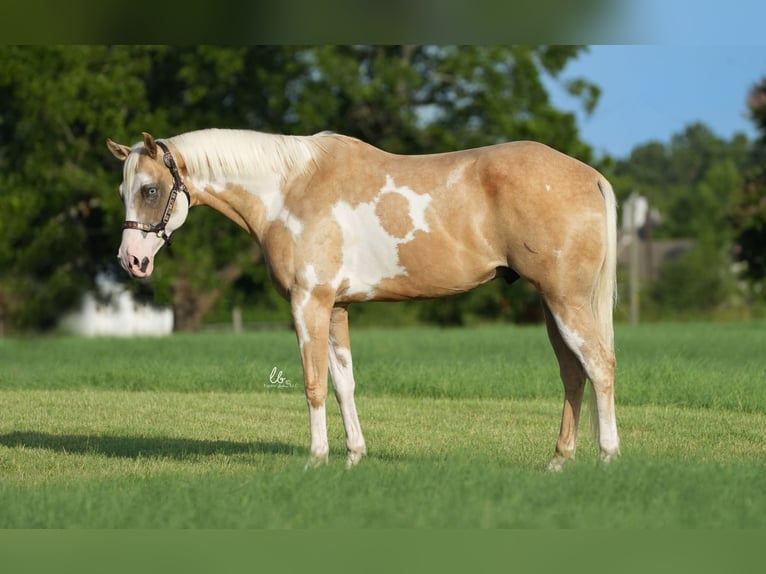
731,79,766,283
0,46,308,332
0,46,155,331
605,122,755,318
289,46,597,160
610,123,748,241
0,45,599,333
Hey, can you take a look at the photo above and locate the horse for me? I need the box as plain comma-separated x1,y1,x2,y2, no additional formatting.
106,128,620,471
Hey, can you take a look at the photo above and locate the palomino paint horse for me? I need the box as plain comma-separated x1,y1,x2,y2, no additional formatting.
106,129,620,470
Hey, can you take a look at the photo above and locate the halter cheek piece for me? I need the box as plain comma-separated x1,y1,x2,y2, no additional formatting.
122,140,190,246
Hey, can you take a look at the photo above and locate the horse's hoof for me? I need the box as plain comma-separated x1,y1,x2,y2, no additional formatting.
304,453,329,470
545,455,571,472
345,448,367,468
599,449,621,465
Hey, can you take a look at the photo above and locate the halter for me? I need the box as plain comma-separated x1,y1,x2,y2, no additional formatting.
122,140,189,245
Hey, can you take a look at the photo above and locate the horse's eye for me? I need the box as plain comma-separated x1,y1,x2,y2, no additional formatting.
142,186,159,200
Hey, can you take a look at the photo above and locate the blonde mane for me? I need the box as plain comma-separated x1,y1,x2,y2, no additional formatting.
166,128,327,182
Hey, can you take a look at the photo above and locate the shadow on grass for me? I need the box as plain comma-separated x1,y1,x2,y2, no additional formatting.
0,431,300,460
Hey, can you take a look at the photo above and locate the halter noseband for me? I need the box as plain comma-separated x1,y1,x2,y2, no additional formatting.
122,140,189,245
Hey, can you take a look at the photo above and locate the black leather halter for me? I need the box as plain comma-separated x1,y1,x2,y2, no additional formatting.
122,140,189,245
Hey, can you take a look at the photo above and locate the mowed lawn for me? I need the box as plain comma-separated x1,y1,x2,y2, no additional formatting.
0,321,764,528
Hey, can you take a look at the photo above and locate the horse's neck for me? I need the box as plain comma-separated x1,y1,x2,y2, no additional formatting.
172,129,337,239
186,170,286,240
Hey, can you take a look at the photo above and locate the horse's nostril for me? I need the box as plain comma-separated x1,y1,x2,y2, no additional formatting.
140,257,150,273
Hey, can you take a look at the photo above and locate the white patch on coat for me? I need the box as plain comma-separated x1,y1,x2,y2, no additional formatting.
545,184,552,192
331,175,432,298
446,163,467,189
551,311,586,365
278,212,303,238
553,249,563,259
252,173,304,237
191,178,225,194
294,264,319,347
193,173,304,238
380,175,431,237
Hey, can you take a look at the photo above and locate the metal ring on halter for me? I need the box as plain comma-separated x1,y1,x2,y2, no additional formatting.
121,140,189,246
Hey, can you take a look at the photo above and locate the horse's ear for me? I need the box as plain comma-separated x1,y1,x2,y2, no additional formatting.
106,138,131,162
142,131,158,159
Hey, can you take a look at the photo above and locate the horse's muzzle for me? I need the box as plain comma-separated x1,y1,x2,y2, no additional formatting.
118,248,155,278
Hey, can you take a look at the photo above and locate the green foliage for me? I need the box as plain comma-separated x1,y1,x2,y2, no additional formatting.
604,122,761,319
5,47,763,332
0,46,152,330
730,79,766,286
646,240,742,318
0,45,597,333
609,123,749,241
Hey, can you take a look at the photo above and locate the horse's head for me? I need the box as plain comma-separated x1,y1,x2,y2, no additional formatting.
106,132,190,278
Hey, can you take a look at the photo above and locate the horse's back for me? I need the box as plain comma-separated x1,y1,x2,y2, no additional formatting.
299,136,611,301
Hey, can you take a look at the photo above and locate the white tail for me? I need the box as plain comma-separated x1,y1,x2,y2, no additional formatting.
589,178,618,440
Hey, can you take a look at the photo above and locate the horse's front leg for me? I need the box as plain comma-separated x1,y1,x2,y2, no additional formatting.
328,305,366,467
292,287,334,469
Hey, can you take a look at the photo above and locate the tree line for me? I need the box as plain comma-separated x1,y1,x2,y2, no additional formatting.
0,46,764,334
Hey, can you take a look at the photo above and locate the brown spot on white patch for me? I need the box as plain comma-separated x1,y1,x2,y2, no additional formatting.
375,191,413,240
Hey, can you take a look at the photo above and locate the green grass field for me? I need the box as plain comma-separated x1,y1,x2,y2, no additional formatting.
1,321,764,528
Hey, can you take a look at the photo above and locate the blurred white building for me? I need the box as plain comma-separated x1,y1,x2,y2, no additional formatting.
60,275,173,337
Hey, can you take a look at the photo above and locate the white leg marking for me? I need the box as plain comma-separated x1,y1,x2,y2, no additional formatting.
551,311,620,462
595,384,620,461
328,345,366,467
306,402,329,469
546,457,568,473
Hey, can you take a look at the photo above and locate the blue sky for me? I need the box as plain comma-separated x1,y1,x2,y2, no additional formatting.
536,1,766,158
546,45,766,159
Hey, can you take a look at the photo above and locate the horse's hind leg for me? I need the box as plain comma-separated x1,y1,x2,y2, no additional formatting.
543,303,587,471
328,305,367,467
543,297,620,466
